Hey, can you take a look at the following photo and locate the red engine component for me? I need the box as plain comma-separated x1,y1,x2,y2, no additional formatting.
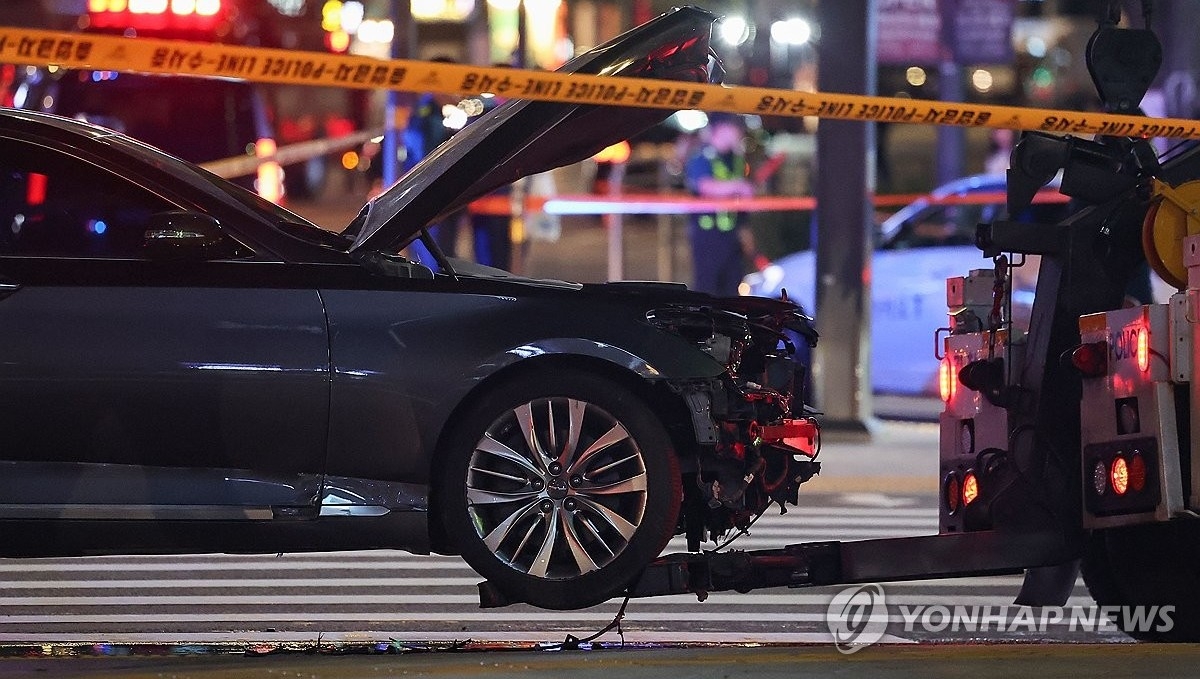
750,418,818,457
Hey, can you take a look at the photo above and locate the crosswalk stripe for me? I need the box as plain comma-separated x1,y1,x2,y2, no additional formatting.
0,594,1099,607
0,611,1105,625
0,576,1068,590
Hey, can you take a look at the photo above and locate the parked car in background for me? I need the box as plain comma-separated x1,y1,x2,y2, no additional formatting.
743,174,1070,395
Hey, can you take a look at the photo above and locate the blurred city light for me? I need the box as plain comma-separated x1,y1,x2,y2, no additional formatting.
770,17,811,46
906,66,927,87
321,0,341,31
487,0,520,11
718,16,750,47
672,109,708,132
326,29,350,51
339,0,363,33
267,0,305,16
1025,36,1047,58
413,0,474,21
442,103,469,131
592,140,631,164
356,19,394,44
971,68,994,93
129,0,168,12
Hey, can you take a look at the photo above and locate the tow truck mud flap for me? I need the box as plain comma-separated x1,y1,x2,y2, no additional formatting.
478,530,1082,606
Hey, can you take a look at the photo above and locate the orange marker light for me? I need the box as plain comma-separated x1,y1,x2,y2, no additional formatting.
944,473,961,514
1111,456,1129,495
939,358,955,403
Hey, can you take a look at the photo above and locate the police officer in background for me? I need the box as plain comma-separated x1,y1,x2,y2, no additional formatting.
685,112,757,297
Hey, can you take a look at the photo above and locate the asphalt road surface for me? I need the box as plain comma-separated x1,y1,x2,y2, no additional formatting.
5,644,1198,679
0,488,1129,648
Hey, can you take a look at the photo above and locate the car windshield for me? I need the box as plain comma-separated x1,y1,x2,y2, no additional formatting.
99,132,351,250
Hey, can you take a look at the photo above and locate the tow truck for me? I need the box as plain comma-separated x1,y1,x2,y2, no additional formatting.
522,5,1200,641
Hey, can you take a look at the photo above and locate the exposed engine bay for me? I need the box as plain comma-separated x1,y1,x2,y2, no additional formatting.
648,298,820,550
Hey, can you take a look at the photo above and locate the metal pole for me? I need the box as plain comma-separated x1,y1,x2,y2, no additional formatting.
515,0,528,68
606,162,626,281
656,160,674,281
383,0,416,188
935,60,965,185
813,0,876,433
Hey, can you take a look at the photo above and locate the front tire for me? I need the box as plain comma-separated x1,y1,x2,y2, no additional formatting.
437,369,682,609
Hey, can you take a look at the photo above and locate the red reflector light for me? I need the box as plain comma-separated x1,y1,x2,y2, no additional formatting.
1070,341,1109,377
962,471,979,506
25,172,47,206
1137,328,1150,372
1111,456,1129,495
1128,452,1147,493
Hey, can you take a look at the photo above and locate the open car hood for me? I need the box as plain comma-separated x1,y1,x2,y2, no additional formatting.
348,5,720,255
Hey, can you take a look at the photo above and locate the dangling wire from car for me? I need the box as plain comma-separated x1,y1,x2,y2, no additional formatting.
544,594,632,650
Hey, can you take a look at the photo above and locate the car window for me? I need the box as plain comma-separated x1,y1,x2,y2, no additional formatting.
884,201,1001,249
0,138,226,259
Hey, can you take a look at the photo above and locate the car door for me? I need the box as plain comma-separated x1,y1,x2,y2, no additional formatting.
0,136,330,519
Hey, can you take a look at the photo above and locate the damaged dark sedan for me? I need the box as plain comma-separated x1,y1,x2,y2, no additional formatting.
0,6,818,610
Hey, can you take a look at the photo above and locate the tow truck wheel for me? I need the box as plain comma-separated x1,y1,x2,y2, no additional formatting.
438,369,682,610
1081,522,1200,641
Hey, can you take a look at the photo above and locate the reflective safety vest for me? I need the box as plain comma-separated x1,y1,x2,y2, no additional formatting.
697,151,746,232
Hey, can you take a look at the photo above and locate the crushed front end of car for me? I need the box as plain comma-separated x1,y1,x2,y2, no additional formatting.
646,296,820,549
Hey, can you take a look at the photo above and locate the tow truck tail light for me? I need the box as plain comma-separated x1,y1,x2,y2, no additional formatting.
962,471,979,506
1104,452,1147,496
1137,328,1150,372
1085,442,1160,517
1070,340,1108,377
1110,456,1129,495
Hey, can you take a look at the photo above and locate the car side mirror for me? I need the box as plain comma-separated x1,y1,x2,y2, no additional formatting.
143,211,225,259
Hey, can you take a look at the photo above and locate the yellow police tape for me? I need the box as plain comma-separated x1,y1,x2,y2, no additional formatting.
4,26,1200,139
